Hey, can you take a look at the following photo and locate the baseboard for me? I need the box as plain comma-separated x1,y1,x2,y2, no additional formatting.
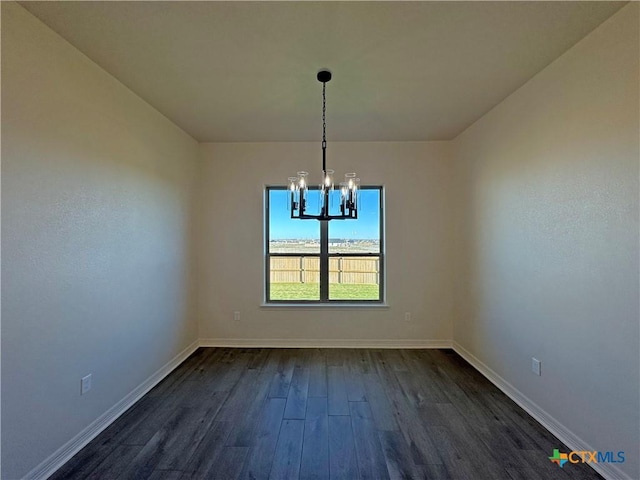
199,338,452,349
24,339,200,480
452,341,632,480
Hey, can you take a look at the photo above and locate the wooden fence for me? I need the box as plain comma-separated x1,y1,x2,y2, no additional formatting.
270,256,380,285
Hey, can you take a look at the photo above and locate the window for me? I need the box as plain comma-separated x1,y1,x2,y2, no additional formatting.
265,186,384,303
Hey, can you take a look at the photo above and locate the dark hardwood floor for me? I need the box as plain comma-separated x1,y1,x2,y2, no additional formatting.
51,348,603,480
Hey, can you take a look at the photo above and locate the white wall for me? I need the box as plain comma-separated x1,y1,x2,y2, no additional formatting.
196,142,455,345
1,4,200,478
453,4,639,479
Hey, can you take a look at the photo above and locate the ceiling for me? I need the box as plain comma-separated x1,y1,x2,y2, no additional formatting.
20,1,625,142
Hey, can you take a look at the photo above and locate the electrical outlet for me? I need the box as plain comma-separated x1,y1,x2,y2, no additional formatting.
404,312,411,323
233,311,240,322
531,358,541,376
81,374,92,395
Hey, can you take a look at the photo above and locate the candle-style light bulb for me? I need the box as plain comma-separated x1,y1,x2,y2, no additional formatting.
297,171,308,189
345,172,356,190
324,169,334,189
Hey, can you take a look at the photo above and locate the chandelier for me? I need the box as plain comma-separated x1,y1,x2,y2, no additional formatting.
289,70,359,220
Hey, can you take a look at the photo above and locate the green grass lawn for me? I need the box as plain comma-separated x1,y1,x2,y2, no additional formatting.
270,283,379,300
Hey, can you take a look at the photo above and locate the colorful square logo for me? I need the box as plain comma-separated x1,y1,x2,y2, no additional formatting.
549,449,568,468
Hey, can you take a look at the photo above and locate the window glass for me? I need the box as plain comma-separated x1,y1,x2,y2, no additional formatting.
328,256,381,300
269,256,320,300
266,186,383,303
328,189,381,254
268,189,319,254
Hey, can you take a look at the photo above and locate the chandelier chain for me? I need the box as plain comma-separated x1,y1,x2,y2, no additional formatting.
322,81,327,149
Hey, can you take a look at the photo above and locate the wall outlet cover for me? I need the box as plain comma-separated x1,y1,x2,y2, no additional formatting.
531,358,541,376
81,374,92,395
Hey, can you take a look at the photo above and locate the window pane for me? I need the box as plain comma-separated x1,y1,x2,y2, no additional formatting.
269,189,319,253
329,189,380,254
266,186,383,303
329,256,381,300
269,256,320,300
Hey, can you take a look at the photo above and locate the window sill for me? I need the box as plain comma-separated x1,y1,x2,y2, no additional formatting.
261,302,389,309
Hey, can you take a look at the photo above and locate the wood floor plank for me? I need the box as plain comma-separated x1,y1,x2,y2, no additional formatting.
216,369,261,423
378,430,421,480
207,447,249,480
225,356,276,446
293,348,310,367
300,397,329,480
395,370,441,407
385,350,409,372
284,364,310,419
398,350,422,373
345,351,367,402
401,351,452,404
426,425,480,480
361,374,398,432
308,349,328,397
148,470,183,480
150,348,220,399
483,403,539,450
174,381,227,409
121,399,193,446
181,421,232,478
327,365,350,415
371,353,443,466
505,466,548,480
85,444,143,480
155,403,223,471
352,349,373,374
269,419,305,480
247,348,270,370
389,395,443,466
325,348,347,367
350,401,391,479
477,425,533,469
238,397,286,480
146,349,206,396
416,402,448,427
183,348,228,386
435,403,511,479
212,349,251,392
484,391,564,452
47,432,122,480
416,463,452,480
119,428,173,480
269,350,296,398
434,371,494,436
328,415,359,480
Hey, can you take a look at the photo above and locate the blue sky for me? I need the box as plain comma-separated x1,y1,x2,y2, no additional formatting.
269,188,380,240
